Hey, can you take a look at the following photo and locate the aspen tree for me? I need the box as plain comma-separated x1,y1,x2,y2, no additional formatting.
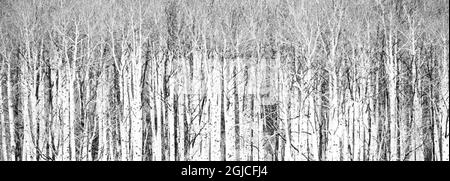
0,59,5,161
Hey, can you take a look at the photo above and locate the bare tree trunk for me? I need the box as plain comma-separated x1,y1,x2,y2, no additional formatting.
173,57,180,161
421,45,434,161
219,54,226,161
233,61,240,161
97,67,108,161
130,53,143,161
21,59,33,161
119,70,130,161
7,62,15,161
319,67,330,161
0,71,6,160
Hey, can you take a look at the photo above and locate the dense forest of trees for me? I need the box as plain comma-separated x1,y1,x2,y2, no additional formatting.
0,0,448,161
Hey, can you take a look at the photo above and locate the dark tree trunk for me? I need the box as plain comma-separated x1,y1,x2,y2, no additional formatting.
233,64,240,161
219,55,226,161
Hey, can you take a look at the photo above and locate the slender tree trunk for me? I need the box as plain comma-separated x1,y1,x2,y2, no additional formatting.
130,52,143,161
119,69,130,161
97,68,108,161
219,54,226,161
21,59,33,161
421,46,433,161
0,74,6,160
7,62,15,161
233,61,240,161
173,73,179,161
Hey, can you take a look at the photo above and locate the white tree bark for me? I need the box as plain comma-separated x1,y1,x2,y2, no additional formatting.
97,70,108,161
7,62,15,161
0,75,6,160
130,53,143,161
21,61,33,161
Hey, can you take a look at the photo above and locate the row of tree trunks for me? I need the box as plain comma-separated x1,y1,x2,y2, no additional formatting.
0,0,448,162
